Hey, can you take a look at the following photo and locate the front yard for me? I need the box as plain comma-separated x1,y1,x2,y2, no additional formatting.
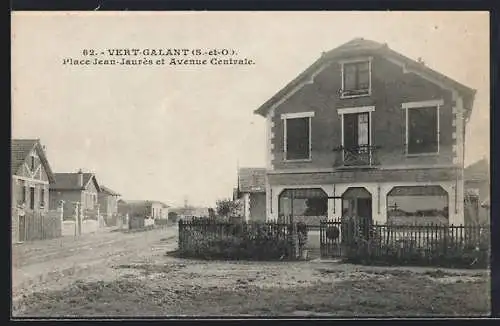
13,254,490,317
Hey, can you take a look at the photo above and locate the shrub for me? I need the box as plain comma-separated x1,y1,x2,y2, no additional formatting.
179,222,307,260
344,235,489,269
181,233,292,260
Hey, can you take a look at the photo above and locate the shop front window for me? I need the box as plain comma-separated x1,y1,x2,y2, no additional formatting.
387,186,448,225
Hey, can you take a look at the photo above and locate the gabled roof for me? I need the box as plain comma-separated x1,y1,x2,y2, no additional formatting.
150,200,170,208
11,139,56,183
156,201,170,208
100,185,121,196
238,167,266,193
465,158,489,181
254,38,476,119
119,199,149,208
51,172,101,191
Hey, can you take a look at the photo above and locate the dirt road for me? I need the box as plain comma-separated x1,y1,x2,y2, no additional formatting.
12,226,490,317
12,226,178,303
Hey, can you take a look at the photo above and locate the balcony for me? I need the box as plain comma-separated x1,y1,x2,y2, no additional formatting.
333,145,380,168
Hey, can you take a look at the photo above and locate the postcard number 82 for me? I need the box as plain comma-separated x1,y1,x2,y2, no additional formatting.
82,49,97,56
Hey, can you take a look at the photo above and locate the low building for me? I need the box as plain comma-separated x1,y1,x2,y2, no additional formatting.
118,199,170,229
234,167,267,222
98,185,121,226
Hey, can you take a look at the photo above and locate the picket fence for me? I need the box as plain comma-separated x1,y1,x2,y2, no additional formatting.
18,210,62,241
320,218,490,267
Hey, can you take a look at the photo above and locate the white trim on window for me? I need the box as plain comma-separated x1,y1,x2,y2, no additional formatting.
340,57,372,99
402,100,442,156
337,106,374,149
337,107,374,164
401,99,444,109
282,113,314,162
280,111,315,120
336,106,375,115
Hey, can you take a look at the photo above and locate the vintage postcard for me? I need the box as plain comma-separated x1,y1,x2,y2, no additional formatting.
11,11,490,318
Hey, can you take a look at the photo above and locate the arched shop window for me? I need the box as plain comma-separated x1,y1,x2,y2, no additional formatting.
387,186,449,225
278,188,328,217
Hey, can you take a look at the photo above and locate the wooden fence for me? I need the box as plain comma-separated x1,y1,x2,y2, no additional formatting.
19,210,62,242
320,218,490,267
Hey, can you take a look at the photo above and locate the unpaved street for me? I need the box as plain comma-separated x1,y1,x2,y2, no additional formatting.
12,226,178,305
12,226,490,317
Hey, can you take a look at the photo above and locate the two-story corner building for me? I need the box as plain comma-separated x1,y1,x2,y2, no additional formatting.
98,185,121,225
254,38,476,227
11,139,56,241
49,170,101,220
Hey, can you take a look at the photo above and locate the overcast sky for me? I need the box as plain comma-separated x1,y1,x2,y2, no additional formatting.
11,11,489,207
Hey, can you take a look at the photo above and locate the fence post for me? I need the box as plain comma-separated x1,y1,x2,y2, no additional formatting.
72,201,79,237
178,219,184,252
96,203,103,228
58,200,64,237
290,222,299,260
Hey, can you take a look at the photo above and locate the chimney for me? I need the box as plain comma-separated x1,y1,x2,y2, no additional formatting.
77,169,83,187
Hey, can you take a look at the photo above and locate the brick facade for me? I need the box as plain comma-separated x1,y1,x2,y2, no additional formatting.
270,56,457,171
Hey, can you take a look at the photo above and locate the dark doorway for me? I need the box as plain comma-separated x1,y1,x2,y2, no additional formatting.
342,187,373,240
29,187,35,210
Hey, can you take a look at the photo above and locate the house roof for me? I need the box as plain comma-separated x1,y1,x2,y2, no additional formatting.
119,199,149,208
100,185,121,196
151,201,170,208
51,172,101,191
171,206,210,216
465,158,489,181
254,38,476,119
118,199,170,208
11,139,56,183
238,167,266,193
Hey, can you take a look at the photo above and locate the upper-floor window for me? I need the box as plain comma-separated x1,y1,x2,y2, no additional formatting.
341,58,371,98
337,106,375,166
281,112,315,161
402,99,442,155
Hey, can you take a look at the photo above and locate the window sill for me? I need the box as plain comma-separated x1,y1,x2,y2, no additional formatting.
340,91,371,99
283,159,312,163
336,165,379,170
405,152,440,157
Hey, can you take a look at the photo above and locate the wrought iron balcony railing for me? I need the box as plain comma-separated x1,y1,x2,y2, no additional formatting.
333,145,380,167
